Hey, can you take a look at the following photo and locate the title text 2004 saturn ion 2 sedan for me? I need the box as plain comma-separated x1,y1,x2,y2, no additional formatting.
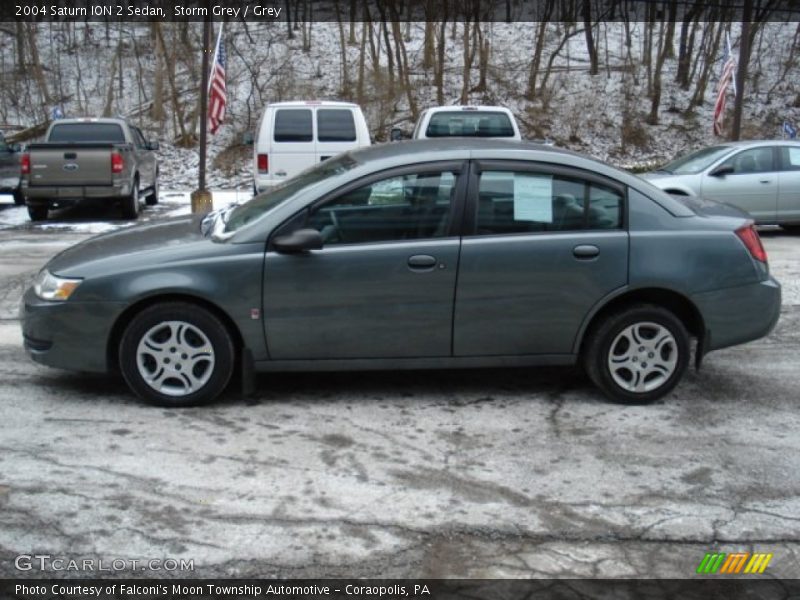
22,140,781,407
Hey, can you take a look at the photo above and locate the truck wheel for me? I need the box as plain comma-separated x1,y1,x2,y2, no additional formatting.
27,205,48,221
145,177,159,206
121,178,140,219
119,302,236,407
583,304,690,404
13,189,24,206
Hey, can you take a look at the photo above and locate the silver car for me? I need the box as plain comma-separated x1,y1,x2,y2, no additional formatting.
643,140,800,229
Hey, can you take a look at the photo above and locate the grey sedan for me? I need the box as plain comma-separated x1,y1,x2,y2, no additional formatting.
643,140,800,228
21,140,781,407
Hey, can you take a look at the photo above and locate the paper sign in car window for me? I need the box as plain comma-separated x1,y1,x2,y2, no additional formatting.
514,174,553,223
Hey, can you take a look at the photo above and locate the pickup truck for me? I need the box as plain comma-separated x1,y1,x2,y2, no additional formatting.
391,106,523,141
21,118,159,221
0,132,23,205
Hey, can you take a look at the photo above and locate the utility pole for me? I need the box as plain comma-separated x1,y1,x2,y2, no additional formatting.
192,6,213,213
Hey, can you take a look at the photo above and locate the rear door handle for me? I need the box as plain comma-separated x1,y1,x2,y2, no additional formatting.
573,245,600,259
408,254,437,271
759,179,772,184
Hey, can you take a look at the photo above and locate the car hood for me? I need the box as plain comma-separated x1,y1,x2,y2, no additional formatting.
46,214,207,277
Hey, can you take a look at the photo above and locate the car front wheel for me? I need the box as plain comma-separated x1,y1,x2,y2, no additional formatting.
583,304,690,404
119,302,235,407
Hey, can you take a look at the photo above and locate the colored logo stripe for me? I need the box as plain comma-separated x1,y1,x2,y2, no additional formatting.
696,552,773,574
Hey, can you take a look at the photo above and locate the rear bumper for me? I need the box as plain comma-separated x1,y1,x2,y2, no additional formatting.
693,276,781,352
20,287,126,373
23,183,131,205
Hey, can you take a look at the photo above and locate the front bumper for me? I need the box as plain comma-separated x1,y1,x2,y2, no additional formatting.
693,276,782,353
21,287,126,373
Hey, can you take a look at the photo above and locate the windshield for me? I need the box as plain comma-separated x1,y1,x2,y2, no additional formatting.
223,153,360,234
660,146,732,175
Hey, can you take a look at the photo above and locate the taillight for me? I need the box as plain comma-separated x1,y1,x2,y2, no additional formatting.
111,152,124,174
735,223,767,263
20,153,30,175
257,154,268,174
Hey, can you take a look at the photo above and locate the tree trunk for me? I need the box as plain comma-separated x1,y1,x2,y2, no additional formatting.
647,1,677,125
526,2,552,99
731,0,754,141
582,0,598,75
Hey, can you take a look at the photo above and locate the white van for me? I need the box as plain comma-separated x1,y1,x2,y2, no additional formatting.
252,101,371,193
402,106,522,141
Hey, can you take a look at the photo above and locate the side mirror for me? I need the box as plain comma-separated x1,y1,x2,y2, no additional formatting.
273,228,323,254
147,141,160,151
709,164,734,177
390,128,404,142
243,132,254,145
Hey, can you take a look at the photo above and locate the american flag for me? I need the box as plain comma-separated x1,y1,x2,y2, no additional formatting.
208,32,226,135
713,41,736,136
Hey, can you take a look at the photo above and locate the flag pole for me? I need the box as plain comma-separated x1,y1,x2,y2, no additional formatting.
192,9,213,214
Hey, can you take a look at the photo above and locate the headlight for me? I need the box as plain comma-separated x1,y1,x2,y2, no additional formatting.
33,269,82,301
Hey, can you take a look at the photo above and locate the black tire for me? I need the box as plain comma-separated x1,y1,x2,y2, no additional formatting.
583,304,690,404
145,176,159,206
119,302,236,407
121,177,140,219
13,189,24,205
27,205,48,221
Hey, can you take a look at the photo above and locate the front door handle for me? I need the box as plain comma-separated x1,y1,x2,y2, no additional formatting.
573,245,600,259
408,254,437,271
759,179,771,184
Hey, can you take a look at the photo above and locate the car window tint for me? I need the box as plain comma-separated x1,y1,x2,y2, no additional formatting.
317,109,356,142
307,170,457,245
727,147,774,174
475,170,622,235
779,147,800,171
274,109,313,142
426,111,515,137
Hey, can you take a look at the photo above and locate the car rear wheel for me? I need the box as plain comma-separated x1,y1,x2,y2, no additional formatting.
119,302,235,407
121,178,140,219
583,304,689,404
27,205,48,221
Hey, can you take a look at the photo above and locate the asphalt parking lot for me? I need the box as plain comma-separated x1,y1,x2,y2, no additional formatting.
1,203,799,579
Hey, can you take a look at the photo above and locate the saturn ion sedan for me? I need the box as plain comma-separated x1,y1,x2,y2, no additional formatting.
22,140,781,407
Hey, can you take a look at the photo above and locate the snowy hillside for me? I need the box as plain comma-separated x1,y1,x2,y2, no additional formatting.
1,18,798,190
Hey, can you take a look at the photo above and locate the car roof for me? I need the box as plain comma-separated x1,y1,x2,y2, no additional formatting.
352,138,567,161
266,101,359,108
717,139,800,148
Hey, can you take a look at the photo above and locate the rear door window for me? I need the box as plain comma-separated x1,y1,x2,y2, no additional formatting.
474,170,623,234
318,109,356,142
274,109,313,142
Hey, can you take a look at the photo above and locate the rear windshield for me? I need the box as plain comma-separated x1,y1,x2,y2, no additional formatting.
48,123,126,143
274,109,313,142
426,111,515,138
318,109,356,142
